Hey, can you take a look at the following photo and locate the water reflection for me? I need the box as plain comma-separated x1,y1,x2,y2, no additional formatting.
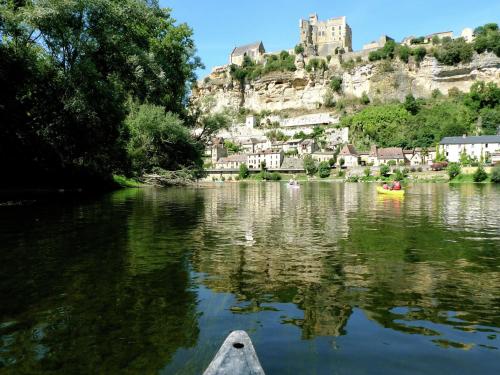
189,183,500,346
0,189,203,374
0,183,499,374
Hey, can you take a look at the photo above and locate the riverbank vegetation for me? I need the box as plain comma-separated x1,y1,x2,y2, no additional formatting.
0,0,217,190
342,81,500,150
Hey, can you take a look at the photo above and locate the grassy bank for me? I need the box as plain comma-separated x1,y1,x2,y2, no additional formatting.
449,174,492,184
113,175,143,188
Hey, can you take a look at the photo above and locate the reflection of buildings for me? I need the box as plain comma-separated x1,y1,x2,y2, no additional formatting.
190,182,500,342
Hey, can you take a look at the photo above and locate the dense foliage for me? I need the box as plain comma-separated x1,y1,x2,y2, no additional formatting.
230,51,296,82
447,163,462,179
342,81,500,149
0,0,203,188
303,155,317,176
318,161,331,178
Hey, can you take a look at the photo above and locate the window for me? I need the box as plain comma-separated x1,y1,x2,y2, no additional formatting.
485,144,488,148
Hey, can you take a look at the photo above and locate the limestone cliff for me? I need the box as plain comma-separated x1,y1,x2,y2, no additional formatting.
192,52,500,113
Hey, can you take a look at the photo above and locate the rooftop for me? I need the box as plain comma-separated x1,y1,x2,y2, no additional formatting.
231,41,263,57
217,154,247,163
339,144,358,156
440,135,500,145
377,147,405,159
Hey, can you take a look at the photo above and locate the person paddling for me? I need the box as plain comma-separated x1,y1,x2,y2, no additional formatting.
393,180,401,190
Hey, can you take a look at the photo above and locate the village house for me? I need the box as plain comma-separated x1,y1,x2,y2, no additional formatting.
230,41,265,66
440,135,500,163
425,31,453,43
403,148,436,166
299,139,319,155
339,144,359,167
247,150,284,170
215,154,248,170
312,151,335,163
369,146,407,166
210,137,227,164
238,137,270,153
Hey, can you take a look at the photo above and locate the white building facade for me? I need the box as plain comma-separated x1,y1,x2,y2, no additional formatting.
440,136,500,163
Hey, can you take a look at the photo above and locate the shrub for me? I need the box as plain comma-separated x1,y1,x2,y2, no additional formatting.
433,38,473,65
337,170,345,177
339,158,345,167
447,162,461,179
387,160,397,166
364,167,371,177
239,163,250,179
294,44,304,54
361,92,370,105
393,168,405,181
346,176,359,182
305,58,328,72
318,161,331,178
491,165,500,183
473,165,488,182
412,47,427,63
380,164,390,177
303,155,318,176
330,76,343,93
417,166,423,172
328,158,336,167
473,23,500,57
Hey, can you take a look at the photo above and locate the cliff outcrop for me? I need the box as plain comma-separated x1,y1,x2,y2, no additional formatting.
192,52,500,113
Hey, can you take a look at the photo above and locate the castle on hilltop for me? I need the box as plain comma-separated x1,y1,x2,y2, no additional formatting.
300,14,352,56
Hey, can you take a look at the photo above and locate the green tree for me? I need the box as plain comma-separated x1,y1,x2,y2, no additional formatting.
379,164,390,177
404,94,420,115
0,0,202,187
294,44,304,54
433,38,473,65
318,161,331,178
303,155,317,176
126,104,201,175
330,76,343,93
473,165,488,182
447,162,461,179
239,163,249,179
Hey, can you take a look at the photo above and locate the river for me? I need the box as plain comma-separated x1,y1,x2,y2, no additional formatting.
0,182,499,374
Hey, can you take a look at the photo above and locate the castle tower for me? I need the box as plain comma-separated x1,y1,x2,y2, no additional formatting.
299,14,352,56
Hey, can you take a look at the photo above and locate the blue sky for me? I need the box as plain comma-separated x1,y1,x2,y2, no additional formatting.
162,0,500,78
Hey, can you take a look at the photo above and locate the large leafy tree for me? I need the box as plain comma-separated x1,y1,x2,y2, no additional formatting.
0,0,202,187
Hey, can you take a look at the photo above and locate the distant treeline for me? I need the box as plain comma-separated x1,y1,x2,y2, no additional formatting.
0,0,226,189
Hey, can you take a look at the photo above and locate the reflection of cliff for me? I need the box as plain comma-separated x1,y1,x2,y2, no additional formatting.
190,182,500,343
0,188,203,374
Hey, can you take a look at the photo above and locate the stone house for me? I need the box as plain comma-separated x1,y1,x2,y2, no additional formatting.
230,41,265,66
369,146,407,166
339,144,359,167
312,152,335,163
215,154,248,170
440,135,500,163
239,137,270,154
363,35,394,50
247,150,284,170
424,31,453,44
299,139,319,155
210,137,227,164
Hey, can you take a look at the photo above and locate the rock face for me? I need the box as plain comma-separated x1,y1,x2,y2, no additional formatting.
192,52,500,113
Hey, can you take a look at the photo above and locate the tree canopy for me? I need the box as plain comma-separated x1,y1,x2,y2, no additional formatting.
0,0,202,188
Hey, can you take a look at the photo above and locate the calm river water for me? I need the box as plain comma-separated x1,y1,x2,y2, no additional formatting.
0,182,499,374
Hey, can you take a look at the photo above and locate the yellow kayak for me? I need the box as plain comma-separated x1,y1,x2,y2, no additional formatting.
376,186,405,196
